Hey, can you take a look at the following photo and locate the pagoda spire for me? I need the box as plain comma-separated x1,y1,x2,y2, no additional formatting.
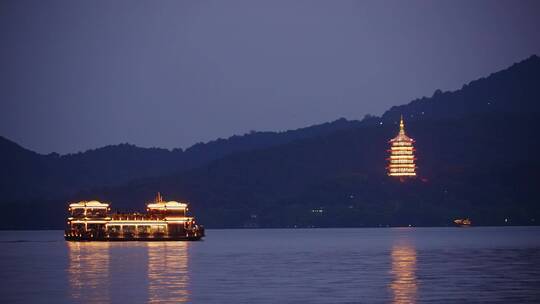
399,115,405,135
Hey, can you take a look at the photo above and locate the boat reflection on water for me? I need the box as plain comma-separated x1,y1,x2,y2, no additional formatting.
67,241,190,303
147,242,190,303
390,243,418,304
67,242,111,303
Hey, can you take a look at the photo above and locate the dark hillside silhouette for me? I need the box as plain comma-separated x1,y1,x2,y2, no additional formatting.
0,118,359,201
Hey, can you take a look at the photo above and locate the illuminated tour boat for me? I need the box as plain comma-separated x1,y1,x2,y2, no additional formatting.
387,115,417,178
65,193,205,241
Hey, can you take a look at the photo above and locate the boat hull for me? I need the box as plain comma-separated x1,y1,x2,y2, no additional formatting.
65,235,203,241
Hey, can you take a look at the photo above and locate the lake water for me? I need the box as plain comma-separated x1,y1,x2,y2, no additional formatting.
1,227,539,303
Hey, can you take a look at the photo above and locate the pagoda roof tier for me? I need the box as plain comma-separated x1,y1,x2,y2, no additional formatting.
389,133,414,142
389,115,415,142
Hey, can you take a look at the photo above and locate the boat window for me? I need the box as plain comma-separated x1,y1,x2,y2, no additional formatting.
71,209,84,217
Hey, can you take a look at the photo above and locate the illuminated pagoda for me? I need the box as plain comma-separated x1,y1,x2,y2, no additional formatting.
387,115,417,178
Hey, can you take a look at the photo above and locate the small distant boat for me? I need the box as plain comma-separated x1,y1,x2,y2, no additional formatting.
65,193,204,241
453,218,472,227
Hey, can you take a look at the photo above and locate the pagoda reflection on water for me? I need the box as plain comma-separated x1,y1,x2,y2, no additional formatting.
387,115,417,178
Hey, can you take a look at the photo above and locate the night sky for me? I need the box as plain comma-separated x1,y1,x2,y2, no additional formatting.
1,0,539,154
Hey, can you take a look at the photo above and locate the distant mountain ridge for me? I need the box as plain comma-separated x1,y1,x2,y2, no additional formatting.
381,55,540,122
1,55,539,229
0,118,361,201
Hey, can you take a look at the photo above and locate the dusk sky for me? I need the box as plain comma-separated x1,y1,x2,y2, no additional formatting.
1,0,540,154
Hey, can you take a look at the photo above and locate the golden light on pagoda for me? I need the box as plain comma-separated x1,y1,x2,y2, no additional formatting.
387,115,417,177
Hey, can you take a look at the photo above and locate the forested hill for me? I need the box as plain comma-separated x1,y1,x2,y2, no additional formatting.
1,55,539,229
87,55,540,229
0,118,360,201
